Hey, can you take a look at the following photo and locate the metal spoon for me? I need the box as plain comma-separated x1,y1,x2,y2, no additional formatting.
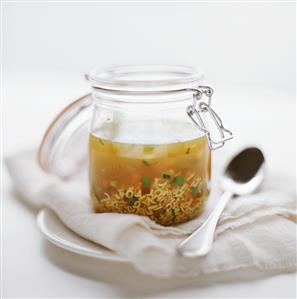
177,147,265,257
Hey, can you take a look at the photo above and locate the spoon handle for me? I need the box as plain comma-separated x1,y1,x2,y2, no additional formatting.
177,191,233,257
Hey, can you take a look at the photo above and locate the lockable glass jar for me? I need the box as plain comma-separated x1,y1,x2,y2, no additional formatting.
39,65,232,226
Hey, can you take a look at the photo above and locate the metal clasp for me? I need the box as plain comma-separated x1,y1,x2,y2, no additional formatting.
187,86,233,150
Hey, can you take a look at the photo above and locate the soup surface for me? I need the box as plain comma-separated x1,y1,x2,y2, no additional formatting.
89,134,211,226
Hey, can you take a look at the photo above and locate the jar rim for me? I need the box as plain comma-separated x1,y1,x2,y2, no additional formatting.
85,65,204,92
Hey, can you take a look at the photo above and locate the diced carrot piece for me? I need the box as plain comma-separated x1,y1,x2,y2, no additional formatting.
131,173,140,184
101,179,108,188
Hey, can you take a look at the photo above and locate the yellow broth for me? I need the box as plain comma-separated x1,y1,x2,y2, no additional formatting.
89,134,211,226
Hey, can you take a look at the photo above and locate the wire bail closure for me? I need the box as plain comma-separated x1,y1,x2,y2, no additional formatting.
187,86,233,150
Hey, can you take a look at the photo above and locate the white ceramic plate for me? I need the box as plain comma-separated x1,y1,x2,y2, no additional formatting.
36,208,128,263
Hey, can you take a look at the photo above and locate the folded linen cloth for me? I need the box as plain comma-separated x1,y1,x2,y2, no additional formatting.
6,150,297,277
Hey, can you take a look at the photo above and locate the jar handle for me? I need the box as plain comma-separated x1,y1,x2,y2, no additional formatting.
38,94,93,179
186,87,233,150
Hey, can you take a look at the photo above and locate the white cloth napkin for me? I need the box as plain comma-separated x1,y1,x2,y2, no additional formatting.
6,150,297,277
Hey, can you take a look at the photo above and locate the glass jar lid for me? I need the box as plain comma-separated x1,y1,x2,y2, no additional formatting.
85,65,204,92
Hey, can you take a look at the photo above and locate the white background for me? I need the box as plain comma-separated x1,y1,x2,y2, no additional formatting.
2,2,296,298
3,2,295,89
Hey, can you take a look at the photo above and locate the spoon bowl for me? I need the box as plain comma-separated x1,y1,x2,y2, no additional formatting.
221,147,265,195
177,147,265,257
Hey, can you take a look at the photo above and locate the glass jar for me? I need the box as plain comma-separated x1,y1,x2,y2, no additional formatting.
38,65,232,226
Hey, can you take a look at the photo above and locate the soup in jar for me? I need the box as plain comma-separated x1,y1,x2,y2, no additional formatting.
89,133,211,226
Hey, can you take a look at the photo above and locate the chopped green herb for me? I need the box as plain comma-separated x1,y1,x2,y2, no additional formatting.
172,176,184,186
162,173,171,180
191,185,202,197
143,145,154,154
127,197,138,206
142,159,158,166
142,175,151,186
98,138,104,145
142,160,150,166
186,147,191,154
109,180,117,188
